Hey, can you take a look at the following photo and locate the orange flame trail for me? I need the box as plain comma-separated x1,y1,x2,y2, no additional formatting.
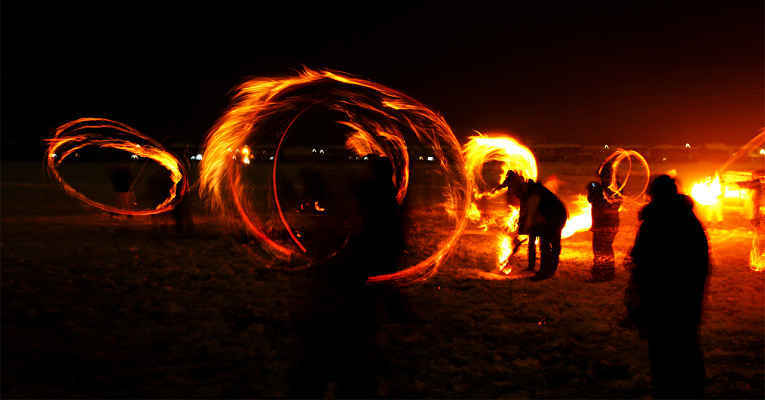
598,148,651,203
199,68,469,284
463,133,537,273
561,195,592,239
45,118,188,216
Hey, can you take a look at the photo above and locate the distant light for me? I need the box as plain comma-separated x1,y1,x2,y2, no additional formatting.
363,156,369,160
427,156,435,162
195,153,203,161
418,155,424,161
685,143,691,149
312,148,317,153
662,157,667,162
604,144,610,150
760,148,765,156
49,153,57,158
319,149,325,154
269,156,274,160
131,154,139,160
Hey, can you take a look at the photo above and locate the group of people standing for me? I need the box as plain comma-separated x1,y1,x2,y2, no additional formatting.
499,164,710,397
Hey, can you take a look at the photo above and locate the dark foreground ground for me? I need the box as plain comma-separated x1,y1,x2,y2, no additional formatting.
2,161,764,398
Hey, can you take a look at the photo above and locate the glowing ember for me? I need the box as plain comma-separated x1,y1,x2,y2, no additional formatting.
561,195,593,239
199,68,469,284
45,118,188,216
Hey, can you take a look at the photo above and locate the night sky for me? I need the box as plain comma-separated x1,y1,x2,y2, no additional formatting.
2,1,763,157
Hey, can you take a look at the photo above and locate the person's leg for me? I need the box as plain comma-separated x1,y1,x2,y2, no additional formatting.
649,333,705,398
591,228,615,281
544,230,561,276
534,233,558,279
527,234,537,271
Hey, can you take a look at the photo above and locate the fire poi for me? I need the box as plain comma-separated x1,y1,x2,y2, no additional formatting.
45,118,188,216
597,148,651,204
462,134,537,274
198,68,470,284
561,148,651,240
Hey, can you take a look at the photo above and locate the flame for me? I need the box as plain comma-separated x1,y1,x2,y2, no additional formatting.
561,195,593,239
45,118,188,216
689,171,754,223
691,174,723,206
199,68,469,284
497,234,512,274
343,124,409,204
750,234,765,272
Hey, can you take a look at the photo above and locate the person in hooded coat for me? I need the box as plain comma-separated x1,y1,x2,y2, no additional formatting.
625,174,709,398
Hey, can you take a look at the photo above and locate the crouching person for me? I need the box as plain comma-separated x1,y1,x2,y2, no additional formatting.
498,171,568,281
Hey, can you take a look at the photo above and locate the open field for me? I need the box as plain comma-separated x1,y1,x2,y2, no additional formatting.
2,160,763,398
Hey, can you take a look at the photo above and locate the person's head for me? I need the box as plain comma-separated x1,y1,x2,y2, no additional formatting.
648,174,678,202
501,170,526,193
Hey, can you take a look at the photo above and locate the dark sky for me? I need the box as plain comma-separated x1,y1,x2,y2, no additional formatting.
2,1,763,154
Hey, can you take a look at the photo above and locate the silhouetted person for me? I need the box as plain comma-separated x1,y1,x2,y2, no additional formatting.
289,158,403,397
108,166,135,215
498,170,568,280
171,176,194,235
147,171,173,232
625,174,709,398
587,163,622,282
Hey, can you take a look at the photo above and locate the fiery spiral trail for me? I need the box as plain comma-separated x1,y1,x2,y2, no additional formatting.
199,68,470,284
45,118,188,216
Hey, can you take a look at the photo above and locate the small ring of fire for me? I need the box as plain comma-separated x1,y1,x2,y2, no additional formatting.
598,148,650,202
45,118,188,216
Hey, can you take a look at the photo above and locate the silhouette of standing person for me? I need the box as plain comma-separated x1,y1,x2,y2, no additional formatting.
587,162,622,282
109,166,135,217
289,158,402,398
625,174,709,398
498,171,568,280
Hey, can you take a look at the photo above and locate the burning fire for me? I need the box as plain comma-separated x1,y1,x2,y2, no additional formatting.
750,234,765,272
199,68,469,284
561,195,593,239
689,171,754,223
45,118,188,216
497,234,513,274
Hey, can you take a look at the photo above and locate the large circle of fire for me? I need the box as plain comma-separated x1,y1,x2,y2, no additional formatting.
45,118,188,216
598,148,650,203
199,68,470,284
